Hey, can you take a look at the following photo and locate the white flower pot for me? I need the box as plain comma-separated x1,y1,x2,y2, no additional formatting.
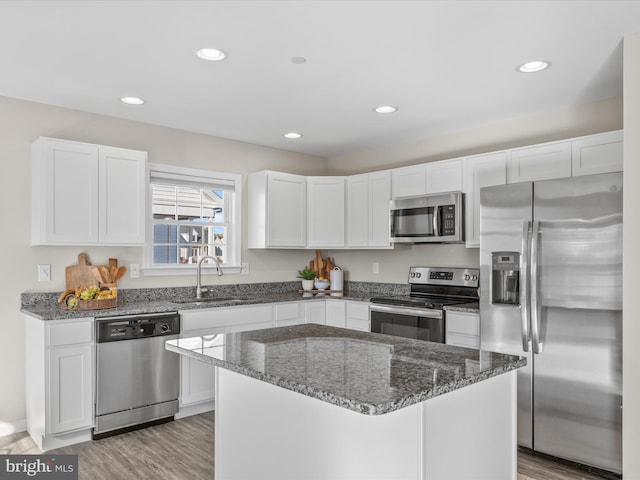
301,279,314,291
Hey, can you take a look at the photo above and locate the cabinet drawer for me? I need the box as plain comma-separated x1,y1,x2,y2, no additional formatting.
181,305,273,332
47,319,93,346
274,303,303,322
446,333,480,349
446,312,480,336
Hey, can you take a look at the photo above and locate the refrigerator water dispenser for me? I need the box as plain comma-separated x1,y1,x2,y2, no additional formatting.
491,252,520,305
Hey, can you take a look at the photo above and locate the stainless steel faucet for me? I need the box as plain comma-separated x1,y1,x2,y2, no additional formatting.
196,256,223,299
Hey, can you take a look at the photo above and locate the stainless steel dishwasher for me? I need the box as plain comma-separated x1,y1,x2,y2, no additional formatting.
94,312,180,439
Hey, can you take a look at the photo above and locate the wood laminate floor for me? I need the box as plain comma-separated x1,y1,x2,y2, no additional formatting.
1,413,616,480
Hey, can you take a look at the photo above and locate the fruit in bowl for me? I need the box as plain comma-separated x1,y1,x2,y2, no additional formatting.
314,277,331,290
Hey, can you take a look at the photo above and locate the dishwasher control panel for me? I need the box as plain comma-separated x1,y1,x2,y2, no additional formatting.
97,313,180,342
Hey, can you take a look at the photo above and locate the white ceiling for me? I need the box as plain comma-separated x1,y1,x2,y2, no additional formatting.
1,0,640,158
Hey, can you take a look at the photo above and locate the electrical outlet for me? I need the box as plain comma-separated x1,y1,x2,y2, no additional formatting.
130,263,140,279
37,264,51,282
241,262,250,275
372,262,380,274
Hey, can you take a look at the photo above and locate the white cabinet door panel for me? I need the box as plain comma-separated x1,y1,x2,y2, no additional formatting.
508,142,571,183
426,159,463,193
307,177,345,248
572,131,623,176
391,165,427,198
267,173,307,247
369,171,392,247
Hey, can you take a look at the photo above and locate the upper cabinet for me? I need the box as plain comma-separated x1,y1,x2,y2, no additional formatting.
463,152,508,248
391,165,427,198
307,176,345,248
248,170,307,248
571,131,623,176
31,137,147,246
346,171,391,248
426,158,464,193
508,141,572,183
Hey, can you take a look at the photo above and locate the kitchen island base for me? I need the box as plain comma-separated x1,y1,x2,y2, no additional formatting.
215,366,517,480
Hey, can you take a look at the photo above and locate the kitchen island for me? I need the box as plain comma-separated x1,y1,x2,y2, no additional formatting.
167,323,524,480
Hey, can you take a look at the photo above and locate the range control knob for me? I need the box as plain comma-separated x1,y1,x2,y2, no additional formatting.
415,273,421,278
463,274,470,281
160,323,170,333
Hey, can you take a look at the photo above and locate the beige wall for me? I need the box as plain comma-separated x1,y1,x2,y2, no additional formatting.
623,32,640,479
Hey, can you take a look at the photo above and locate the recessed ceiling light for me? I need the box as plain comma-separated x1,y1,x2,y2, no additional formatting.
374,105,398,114
291,57,307,64
120,96,145,105
284,132,303,139
197,48,227,61
517,60,551,73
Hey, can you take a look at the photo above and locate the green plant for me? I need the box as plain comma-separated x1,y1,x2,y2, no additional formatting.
296,266,317,280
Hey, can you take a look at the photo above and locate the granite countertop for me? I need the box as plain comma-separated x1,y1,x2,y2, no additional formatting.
444,302,480,313
167,323,525,416
20,281,407,321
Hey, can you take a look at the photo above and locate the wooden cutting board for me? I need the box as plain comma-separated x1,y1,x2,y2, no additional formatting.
65,253,99,290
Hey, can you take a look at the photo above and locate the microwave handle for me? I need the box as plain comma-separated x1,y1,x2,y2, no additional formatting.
433,206,440,237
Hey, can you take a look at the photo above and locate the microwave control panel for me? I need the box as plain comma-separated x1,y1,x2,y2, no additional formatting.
442,205,456,235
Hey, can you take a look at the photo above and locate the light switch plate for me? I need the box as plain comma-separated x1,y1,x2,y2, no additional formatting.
372,262,380,274
241,263,250,275
37,264,51,282
130,264,140,278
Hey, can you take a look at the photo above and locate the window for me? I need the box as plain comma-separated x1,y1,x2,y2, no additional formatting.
145,164,241,274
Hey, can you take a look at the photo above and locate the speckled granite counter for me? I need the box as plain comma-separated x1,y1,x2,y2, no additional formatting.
21,281,405,321
445,302,480,313
166,323,524,415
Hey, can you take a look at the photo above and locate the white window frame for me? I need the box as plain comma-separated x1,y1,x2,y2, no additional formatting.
142,163,242,276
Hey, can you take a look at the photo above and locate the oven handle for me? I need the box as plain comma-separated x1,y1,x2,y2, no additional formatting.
369,304,443,319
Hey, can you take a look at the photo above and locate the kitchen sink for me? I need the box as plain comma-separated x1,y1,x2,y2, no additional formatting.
170,297,251,305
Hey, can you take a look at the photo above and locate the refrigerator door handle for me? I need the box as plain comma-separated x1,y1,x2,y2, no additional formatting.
530,220,544,354
521,221,532,352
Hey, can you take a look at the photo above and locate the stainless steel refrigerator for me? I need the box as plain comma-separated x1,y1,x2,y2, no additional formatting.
479,172,622,473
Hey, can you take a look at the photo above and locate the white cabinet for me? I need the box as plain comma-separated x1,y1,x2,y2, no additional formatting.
346,301,370,332
305,301,326,324
508,141,572,183
464,152,507,248
25,316,94,450
446,311,480,349
307,176,345,248
572,130,623,176
426,158,464,193
325,300,347,328
391,164,427,198
274,302,305,327
346,171,392,248
179,305,274,414
31,137,147,246
324,300,370,331
248,170,307,248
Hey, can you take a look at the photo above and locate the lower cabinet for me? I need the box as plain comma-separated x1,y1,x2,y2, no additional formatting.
178,304,274,416
25,315,95,450
305,300,326,324
274,302,306,327
445,311,480,349
324,300,371,332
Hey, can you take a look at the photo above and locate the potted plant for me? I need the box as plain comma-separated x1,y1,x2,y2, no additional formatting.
297,266,317,291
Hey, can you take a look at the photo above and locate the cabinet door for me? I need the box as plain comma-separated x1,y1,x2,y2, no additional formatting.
508,142,571,183
267,172,307,247
48,345,93,434
274,302,305,327
572,131,623,176
305,301,326,324
307,177,345,248
181,355,216,407
369,171,392,247
464,152,507,248
346,301,370,332
426,159,463,194
35,138,100,244
391,164,427,198
346,174,369,247
325,300,346,328
99,146,147,244
445,311,480,349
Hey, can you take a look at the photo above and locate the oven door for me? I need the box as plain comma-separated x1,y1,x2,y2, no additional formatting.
369,304,445,343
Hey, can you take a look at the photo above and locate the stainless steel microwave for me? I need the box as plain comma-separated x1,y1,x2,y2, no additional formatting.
389,192,464,243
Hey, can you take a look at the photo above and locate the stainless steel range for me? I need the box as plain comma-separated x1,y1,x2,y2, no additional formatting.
370,266,479,343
